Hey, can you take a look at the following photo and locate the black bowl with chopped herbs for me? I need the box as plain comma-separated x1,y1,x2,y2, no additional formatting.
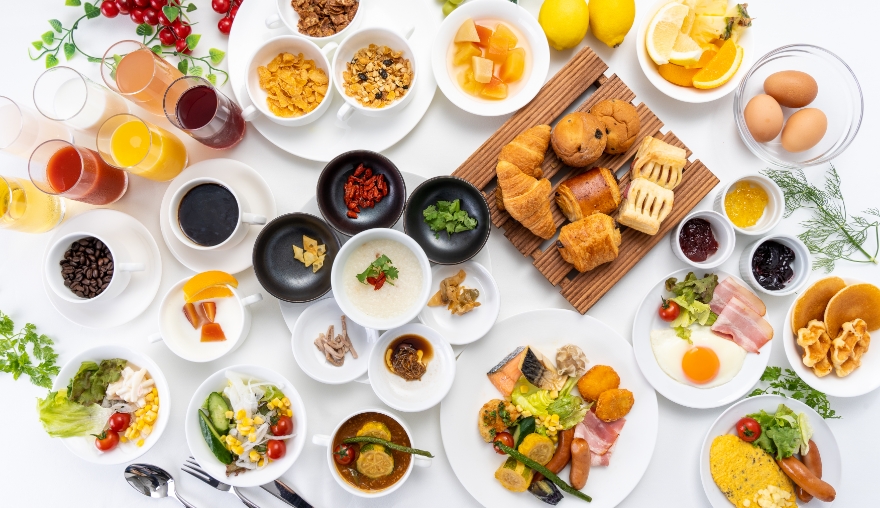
403,176,490,265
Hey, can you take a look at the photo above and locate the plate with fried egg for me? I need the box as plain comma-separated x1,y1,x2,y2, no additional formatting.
632,269,774,408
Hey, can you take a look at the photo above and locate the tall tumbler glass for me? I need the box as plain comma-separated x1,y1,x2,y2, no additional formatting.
96,113,188,182
29,140,128,205
0,175,65,233
101,40,183,116
33,66,129,134
163,76,246,149
0,96,72,159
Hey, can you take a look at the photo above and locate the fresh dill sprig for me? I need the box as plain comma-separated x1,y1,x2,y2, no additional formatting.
762,165,880,272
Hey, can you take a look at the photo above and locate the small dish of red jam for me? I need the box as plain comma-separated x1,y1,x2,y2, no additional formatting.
679,218,719,262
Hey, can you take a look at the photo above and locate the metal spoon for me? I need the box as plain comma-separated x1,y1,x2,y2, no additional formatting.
125,463,197,508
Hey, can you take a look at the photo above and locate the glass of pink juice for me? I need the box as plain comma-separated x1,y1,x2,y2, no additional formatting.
163,76,246,149
101,40,183,116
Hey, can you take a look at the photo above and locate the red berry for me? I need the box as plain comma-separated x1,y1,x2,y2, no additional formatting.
158,27,176,46
101,0,120,17
130,7,145,23
158,10,172,26
150,0,167,10
115,0,131,14
217,16,233,35
133,0,150,7
175,38,191,55
143,7,159,25
212,0,230,14
230,5,239,19
173,22,191,39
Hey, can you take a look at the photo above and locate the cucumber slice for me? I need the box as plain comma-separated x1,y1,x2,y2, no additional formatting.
198,409,233,465
513,416,536,448
207,392,231,433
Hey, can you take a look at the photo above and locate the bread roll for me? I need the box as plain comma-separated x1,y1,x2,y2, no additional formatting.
589,99,640,154
555,167,621,222
550,112,606,167
556,214,621,272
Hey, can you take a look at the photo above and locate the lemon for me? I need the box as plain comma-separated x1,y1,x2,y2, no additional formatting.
539,0,590,51
668,32,704,66
645,2,689,65
588,0,636,48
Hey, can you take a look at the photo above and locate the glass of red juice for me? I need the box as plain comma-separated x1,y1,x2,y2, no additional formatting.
28,140,128,205
163,76,246,149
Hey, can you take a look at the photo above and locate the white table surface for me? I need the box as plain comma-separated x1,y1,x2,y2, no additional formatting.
2,1,879,507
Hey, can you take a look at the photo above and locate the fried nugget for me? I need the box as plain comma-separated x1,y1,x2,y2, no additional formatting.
577,365,620,401
478,399,519,442
595,388,634,422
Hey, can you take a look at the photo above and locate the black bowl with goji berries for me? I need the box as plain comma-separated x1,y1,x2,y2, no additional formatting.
317,150,406,236
403,176,491,265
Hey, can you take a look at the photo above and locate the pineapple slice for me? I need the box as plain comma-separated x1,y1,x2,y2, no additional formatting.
689,15,727,47
457,68,484,96
692,0,727,15
455,18,481,43
472,56,494,84
453,42,482,66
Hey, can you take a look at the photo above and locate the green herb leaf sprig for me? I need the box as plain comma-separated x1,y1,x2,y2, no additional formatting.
356,255,399,285
423,199,478,239
0,310,60,389
748,366,839,420
763,166,879,272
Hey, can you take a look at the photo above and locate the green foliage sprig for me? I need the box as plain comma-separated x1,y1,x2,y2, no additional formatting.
0,311,60,389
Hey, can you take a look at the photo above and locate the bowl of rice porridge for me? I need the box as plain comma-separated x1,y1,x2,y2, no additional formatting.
331,228,432,330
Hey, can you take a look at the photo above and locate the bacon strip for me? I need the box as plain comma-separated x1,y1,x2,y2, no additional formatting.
574,411,626,465
710,277,767,316
711,296,774,353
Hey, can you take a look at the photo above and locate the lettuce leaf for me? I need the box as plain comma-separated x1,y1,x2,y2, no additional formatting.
67,358,126,406
511,377,588,430
37,390,113,438
748,404,805,460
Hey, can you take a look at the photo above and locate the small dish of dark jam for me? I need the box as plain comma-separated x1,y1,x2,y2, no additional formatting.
751,240,795,290
679,218,719,262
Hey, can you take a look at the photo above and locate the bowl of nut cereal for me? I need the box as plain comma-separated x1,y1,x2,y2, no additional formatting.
243,35,336,127
332,26,418,124
266,0,363,47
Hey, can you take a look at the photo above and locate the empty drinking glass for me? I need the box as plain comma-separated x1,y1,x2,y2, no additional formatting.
0,96,72,159
163,76,246,149
101,40,184,116
33,66,129,133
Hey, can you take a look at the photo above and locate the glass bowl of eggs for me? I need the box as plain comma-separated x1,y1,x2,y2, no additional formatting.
733,44,863,169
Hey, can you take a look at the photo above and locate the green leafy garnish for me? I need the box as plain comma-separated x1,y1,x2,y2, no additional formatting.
356,255,399,285
665,272,719,304
66,358,127,406
763,165,879,272
664,272,719,340
37,390,114,438
0,310,59,389
747,404,808,460
748,366,839,419
423,199,478,238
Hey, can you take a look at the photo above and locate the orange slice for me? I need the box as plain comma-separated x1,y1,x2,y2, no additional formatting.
658,64,699,87
186,285,234,303
692,39,743,89
687,48,718,69
183,270,238,300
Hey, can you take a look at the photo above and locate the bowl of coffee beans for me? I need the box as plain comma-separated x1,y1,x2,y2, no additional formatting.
45,233,144,303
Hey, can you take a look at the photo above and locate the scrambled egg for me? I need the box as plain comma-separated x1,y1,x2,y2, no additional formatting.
709,434,796,508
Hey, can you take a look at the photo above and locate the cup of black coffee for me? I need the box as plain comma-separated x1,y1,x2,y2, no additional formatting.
169,177,266,250
45,233,145,303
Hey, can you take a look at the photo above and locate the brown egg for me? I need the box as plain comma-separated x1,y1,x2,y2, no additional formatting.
764,71,819,108
744,94,784,142
781,108,827,152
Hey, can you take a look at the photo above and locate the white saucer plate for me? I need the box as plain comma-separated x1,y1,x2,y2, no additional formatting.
42,209,162,329
159,158,276,274
418,261,499,345
632,269,773,409
228,0,440,162
291,298,372,384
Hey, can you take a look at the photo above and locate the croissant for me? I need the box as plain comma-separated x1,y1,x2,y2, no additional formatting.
617,178,674,235
556,213,621,272
631,136,686,190
496,125,549,212
496,126,556,239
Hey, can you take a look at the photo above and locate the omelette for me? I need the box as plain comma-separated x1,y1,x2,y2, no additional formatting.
709,434,796,508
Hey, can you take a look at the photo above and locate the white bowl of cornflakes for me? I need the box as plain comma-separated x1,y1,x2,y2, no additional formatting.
242,35,336,127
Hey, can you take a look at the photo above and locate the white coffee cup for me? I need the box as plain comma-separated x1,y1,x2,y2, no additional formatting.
264,0,363,46
312,408,431,498
45,232,144,304
332,25,418,125
169,177,266,251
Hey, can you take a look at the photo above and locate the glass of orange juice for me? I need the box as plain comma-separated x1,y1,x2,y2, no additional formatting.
0,175,65,233
101,40,183,116
96,113,188,182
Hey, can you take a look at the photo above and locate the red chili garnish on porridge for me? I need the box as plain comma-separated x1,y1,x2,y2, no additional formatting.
343,164,389,219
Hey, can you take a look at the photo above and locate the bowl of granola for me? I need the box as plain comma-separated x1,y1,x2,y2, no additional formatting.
265,0,363,46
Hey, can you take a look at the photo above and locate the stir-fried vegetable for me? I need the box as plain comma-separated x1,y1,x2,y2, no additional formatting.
494,442,592,503
342,436,434,458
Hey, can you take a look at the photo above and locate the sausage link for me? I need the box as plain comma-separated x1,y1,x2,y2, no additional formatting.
796,440,824,503
569,437,591,490
544,429,574,474
777,457,835,502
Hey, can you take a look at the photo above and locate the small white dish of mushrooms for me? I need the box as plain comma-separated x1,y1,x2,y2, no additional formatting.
291,297,373,385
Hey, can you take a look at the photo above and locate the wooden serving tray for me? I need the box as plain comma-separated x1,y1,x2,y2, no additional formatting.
451,46,719,314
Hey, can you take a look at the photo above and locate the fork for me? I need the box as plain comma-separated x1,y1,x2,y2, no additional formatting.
181,457,260,508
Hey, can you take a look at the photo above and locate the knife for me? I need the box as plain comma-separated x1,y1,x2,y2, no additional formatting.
261,479,313,508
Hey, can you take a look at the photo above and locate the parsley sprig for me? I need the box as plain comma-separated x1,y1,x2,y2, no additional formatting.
748,366,839,419
423,199,477,239
356,255,398,285
0,311,60,389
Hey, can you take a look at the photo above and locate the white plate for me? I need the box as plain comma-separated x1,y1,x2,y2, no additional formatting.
782,277,880,397
291,298,372,384
635,0,755,103
699,394,841,508
42,210,162,329
51,345,170,464
159,158,276,274
418,261,499,345
228,0,439,162
632,269,773,409
184,364,307,488
441,309,659,508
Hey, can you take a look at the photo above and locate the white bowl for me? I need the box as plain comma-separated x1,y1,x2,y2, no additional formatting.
713,173,785,236
51,345,170,464
264,0,363,46
431,0,549,116
368,323,456,412
291,297,373,384
739,233,811,297
670,210,736,269
311,408,431,498
636,0,755,103
242,35,337,127
330,228,432,330
417,261,500,345
184,365,307,488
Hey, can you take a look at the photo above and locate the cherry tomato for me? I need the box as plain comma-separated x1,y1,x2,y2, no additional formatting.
158,27,177,46
101,1,120,17
175,38,192,55
333,444,358,465
108,412,131,433
158,10,172,26
150,0,167,10
212,0,231,14
130,7,146,24
270,415,294,436
493,432,514,455
736,417,762,443
658,297,680,322
133,0,150,7
229,5,239,19
217,16,233,35
115,0,131,15
266,440,286,460
173,22,191,39
94,430,120,451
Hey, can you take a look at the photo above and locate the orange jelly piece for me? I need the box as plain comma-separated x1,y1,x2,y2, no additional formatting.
480,76,508,100
201,322,227,342
499,47,525,83
493,24,518,49
485,33,509,65
474,25,493,47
